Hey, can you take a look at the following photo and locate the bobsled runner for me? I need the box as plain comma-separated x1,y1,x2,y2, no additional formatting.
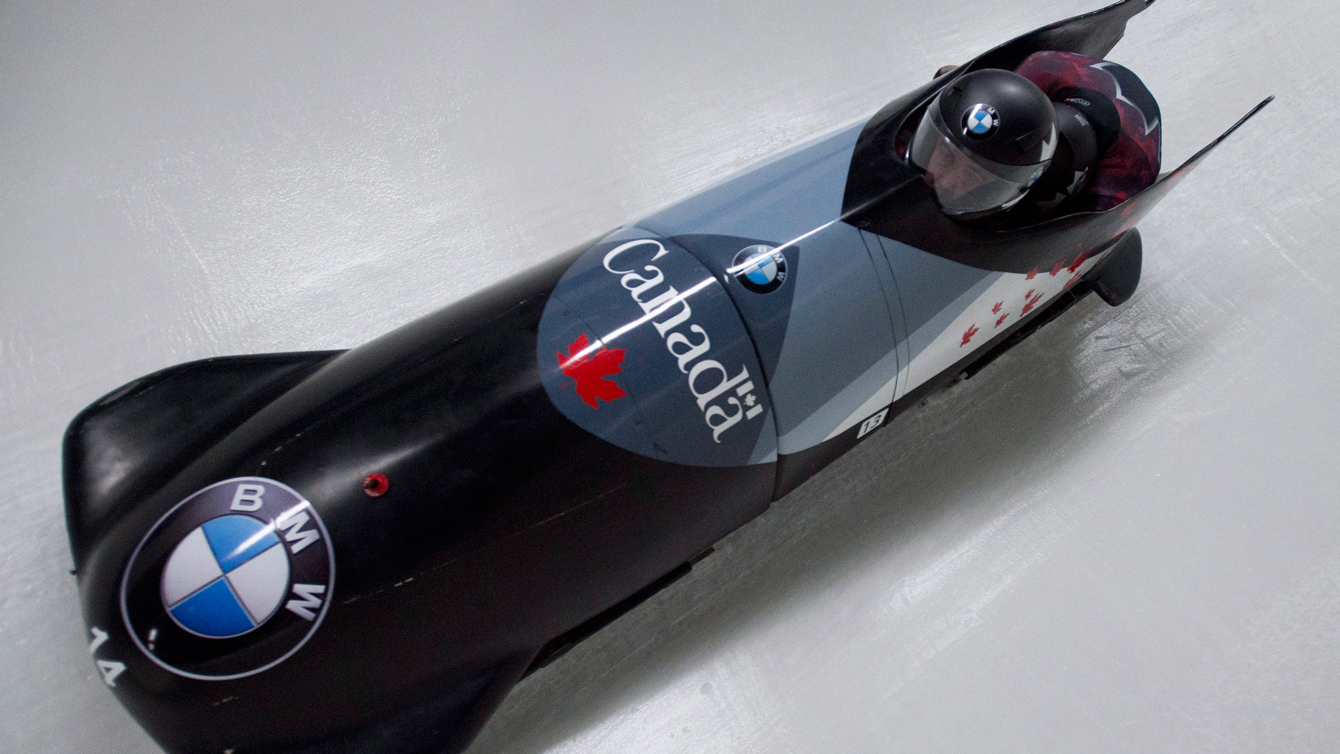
64,1,1270,752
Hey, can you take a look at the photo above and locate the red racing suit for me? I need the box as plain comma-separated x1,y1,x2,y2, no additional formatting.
1016,51,1162,212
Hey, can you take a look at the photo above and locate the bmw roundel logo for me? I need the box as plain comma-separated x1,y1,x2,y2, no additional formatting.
963,103,1000,139
731,245,788,294
120,477,335,681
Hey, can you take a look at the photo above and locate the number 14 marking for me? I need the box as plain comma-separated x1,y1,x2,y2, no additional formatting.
88,627,126,688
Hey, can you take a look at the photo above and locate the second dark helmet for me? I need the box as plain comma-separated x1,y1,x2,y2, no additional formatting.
910,68,1059,219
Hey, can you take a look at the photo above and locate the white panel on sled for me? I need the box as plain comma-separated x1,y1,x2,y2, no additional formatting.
3,1,1337,753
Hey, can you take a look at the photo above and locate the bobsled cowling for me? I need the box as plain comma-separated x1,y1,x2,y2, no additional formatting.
70,243,777,752
64,1,1271,752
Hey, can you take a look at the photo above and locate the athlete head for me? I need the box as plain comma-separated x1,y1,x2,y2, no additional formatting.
910,68,1059,220
1017,87,1122,215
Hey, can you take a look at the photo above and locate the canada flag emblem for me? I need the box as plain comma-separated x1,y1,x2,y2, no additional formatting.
557,333,627,409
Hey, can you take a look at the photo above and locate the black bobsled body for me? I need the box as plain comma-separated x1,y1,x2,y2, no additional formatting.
70,248,774,753
64,2,1270,752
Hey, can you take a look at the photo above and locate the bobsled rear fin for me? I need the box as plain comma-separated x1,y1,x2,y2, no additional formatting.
1164,96,1275,179
1111,97,1274,226
63,350,342,570
973,0,1156,73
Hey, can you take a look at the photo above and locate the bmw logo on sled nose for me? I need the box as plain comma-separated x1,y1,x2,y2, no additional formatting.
963,103,999,138
121,477,335,680
731,245,788,294
161,515,289,639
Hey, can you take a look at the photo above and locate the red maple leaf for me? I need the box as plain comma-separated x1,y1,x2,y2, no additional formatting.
1021,291,1044,316
1050,261,1064,277
1025,267,1038,280
1067,249,1091,274
961,324,979,347
992,301,1003,315
995,313,1009,328
557,333,627,409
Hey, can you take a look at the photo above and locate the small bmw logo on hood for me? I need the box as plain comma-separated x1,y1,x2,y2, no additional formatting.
963,103,1000,139
120,477,335,680
731,245,788,294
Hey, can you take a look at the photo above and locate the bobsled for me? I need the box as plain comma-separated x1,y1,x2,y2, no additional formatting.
63,1,1270,752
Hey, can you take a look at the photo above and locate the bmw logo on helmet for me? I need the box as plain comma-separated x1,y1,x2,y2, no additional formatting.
963,103,1000,139
120,477,335,680
731,245,788,294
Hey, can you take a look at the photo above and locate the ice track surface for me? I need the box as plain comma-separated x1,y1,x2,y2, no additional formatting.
3,1,1338,752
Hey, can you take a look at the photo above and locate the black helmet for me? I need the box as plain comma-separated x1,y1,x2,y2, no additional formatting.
910,68,1059,219
1022,100,1100,213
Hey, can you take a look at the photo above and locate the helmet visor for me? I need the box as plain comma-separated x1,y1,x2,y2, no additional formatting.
909,104,1052,217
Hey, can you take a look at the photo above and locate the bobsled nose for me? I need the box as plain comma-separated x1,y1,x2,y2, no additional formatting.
60,251,591,754
63,346,538,754
64,237,773,754
63,351,342,573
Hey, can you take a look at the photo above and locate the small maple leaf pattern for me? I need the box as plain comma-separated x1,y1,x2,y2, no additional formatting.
995,313,1009,328
1067,250,1091,274
557,333,627,409
961,323,979,347
1050,261,1065,277
1021,290,1044,316
992,301,1003,315
1026,267,1038,280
